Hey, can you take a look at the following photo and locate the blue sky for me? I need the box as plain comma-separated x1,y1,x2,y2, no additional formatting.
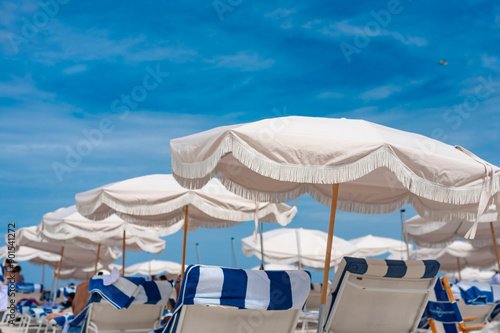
1,0,500,284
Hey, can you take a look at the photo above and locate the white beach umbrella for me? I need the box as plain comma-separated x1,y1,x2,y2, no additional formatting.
14,226,121,268
14,226,121,303
348,234,412,258
75,174,298,275
39,205,166,254
447,267,496,282
169,116,500,315
122,259,183,276
251,263,298,270
405,208,500,270
0,245,61,286
241,228,358,270
410,241,497,272
39,205,167,275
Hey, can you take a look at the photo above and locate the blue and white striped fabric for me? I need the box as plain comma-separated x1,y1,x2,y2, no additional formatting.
427,278,463,333
57,286,76,299
453,281,494,305
53,313,75,328
88,276,172,309
16,283,44,293
16,299,38,314
159,265,311,333
59,276,173,333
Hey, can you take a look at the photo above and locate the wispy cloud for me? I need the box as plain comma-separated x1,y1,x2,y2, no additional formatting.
317,91,343,99
264,8,297,19
360,84,402,101
206,51,275,71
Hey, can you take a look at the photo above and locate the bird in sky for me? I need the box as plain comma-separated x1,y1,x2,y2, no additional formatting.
439,60,448,65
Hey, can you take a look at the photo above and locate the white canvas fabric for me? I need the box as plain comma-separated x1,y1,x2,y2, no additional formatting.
75,174,297,229
410,241,497,272
123,260,183,276
447,267,495,282
39,205,166,254
170,116,500,225
0,245,60,266
250,263,298,270
58,263,115,281
241,228,358,270
348,234,412,257
13,226,121,268
405,209,500,248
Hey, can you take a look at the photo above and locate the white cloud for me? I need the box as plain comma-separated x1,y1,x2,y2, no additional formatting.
316,91,343,99
301,19,321,29
206,51,275,71
280,20,293,29
0,76,55,99
264,8,297,19
63,64,88,75
360,84,402,101
481,54,499,71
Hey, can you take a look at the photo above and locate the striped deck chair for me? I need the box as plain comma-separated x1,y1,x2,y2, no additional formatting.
59,275,173,333
321,257,440,333
159,265,311,333
427,277,489,333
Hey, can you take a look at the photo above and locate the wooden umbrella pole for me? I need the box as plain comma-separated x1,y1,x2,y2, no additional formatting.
181,205,189,278
52,246,65,307
94,243,101,275
122,231,126,276
456,258,462,281
321,184,340,305
490,222,500,271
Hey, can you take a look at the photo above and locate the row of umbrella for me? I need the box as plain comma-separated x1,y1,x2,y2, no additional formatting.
9,116,500,323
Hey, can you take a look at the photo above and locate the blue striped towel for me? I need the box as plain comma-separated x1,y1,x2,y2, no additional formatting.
16,283,44,293
57,286,76,299
60,276,173,333
159,265,311,333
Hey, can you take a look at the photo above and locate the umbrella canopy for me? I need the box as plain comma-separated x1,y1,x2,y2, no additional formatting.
241,228,358,270
14,226,121,268
170,116,500,223
348,234,412,258
0,245,61,267
410,241,497,272
75,174,297,229
405,210,500,248
447,267,496,282
169,115,500,314
58,263,115,281
251,263,298,270
39,205,166,254
121,259,183,276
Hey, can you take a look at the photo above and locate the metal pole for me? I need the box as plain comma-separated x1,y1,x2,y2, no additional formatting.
259,221,265,270
196,243,201,264
181,205,189,278
231,237,238,268
295,229,303,270
52,246,65,307
401,209,410,259
122,230,126,276
94,243,101,275
490,222,500,271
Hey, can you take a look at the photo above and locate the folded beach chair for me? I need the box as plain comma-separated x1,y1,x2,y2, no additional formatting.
63,275,173,333
159,265,311,333
321,257,440,333
427,276,487,333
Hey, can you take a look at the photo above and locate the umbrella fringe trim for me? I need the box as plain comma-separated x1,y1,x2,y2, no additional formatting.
171,134,500,208
76,190,296,227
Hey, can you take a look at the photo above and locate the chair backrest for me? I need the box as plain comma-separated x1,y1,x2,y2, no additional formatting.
164,265,311,333
322,257,439,333
427,277,490,333
86,302,165,333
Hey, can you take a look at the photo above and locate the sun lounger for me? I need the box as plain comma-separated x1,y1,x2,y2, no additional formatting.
427,276,488,333
298,282,324,333
61,275,173,333
159,265,311,333
321,257,440,333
